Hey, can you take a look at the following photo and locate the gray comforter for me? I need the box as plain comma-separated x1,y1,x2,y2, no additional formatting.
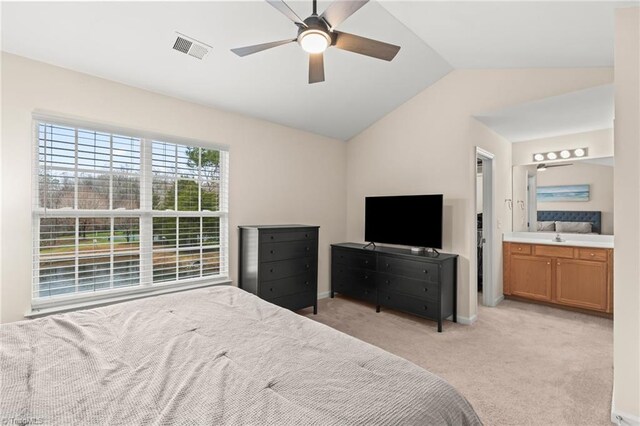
1,285,481,425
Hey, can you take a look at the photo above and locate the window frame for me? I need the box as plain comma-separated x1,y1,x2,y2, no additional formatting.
31,113,230,312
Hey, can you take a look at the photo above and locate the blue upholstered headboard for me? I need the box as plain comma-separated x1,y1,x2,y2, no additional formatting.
537,211,602,234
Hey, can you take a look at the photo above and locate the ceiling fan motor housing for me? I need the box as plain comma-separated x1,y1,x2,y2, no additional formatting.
297,15,335,46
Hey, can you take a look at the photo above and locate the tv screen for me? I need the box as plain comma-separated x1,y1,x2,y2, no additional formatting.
365,194,443,249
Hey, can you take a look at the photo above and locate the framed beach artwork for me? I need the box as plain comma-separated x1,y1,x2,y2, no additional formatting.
537,184,590,202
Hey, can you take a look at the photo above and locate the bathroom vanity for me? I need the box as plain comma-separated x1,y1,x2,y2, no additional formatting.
503,233,613,315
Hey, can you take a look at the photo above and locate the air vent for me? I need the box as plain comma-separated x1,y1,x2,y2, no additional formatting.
172,33,211,60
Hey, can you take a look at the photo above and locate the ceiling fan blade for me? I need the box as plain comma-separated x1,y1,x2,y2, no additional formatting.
231,39,296,57
320,0,368,29
266,0,307,27
309,53,325,84
334,31,401,61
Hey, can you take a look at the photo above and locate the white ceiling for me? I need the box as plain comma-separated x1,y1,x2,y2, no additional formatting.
2,1,636,140
0,1,452,141
474,84,614,142
380,1,638,68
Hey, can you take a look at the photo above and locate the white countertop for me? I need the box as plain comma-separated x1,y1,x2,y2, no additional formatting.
503,232,614,249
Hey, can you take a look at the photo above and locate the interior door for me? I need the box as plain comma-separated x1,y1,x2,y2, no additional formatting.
510,255,553,301
556,258,608,311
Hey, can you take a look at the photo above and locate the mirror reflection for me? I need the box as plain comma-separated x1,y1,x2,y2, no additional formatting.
512,156,614,235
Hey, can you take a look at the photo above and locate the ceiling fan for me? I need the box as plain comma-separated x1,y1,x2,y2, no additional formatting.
537,163,573,171
231,0,401,84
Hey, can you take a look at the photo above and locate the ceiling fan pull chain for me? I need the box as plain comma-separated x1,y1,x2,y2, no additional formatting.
313,0,317,16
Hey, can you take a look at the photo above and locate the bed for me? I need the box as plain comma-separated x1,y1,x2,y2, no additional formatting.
537,210,602,234
0,285,481,425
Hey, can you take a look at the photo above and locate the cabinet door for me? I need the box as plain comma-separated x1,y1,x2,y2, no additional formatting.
556,259,608,311
510,255,553,301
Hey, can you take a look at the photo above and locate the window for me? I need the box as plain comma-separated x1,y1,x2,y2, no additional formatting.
33,118,229,309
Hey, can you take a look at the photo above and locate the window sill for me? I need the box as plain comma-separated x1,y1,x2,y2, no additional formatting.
26,277,232,319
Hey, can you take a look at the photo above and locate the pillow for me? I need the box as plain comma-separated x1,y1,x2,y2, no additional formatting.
537,221,556,232
555,221,593,234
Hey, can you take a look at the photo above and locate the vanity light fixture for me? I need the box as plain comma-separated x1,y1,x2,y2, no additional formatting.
532,147,589,163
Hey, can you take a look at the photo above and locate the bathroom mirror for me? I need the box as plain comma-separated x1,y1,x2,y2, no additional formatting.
511,156,614,235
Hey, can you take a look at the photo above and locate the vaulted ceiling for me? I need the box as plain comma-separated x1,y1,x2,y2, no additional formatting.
2,1,636,140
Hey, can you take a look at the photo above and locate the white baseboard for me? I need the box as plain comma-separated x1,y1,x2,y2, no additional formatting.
318,291,331,300
611,393,640,425
456,314,477,325
493,294,505,306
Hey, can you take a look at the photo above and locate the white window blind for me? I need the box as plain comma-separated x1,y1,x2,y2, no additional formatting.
33,119,229,308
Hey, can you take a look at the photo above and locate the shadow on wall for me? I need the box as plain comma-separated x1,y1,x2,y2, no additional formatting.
443,198,471,316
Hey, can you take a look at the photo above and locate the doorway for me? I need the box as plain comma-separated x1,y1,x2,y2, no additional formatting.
476,147,495,307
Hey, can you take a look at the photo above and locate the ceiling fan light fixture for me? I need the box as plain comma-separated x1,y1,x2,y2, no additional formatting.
299,30,331,53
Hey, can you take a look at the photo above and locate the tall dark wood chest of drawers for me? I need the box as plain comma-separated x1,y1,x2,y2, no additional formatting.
239,225,319,314
331,243,458,332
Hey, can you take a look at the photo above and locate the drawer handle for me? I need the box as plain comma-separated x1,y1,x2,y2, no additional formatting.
306,247,310,252
423,269,428,274
386,295,391,300
547,262,550,265
423,305,428,311
590,253,595,256
270,250,274,254
305,234,309,238
364,275,369,280
424,287,428,292
305,264,310,269
385,263,390,268
270,236,274,240
557,262,561,266
269,287,273,292
365,260,369,264
518,247,522,251
305,281,309,285
385,279,390,285
270,268,274,273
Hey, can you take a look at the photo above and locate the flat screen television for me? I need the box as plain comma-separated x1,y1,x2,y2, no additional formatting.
365,194,443,249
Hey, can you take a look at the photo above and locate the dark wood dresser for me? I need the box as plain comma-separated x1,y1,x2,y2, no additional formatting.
239,225,319,314
331,243,458,332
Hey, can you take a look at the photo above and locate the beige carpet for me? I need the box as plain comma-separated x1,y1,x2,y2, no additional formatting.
301,295,613,426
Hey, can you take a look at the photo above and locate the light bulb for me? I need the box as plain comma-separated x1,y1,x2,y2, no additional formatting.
547,152,557,160
534,153,545,162
300,31,329,54
560,150,571,159
574,148,585,157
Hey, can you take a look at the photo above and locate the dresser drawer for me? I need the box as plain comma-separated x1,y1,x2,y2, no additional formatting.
510,243,532,255
378,255,438,282
269,290,316,311
377,273,438,301
259,273,316,300
576,247,608,262
260,240,316,263
333,277,377,304
261,257,314,282
261,229,317,244
534,245,574,259
332,248,376,270
379,290,439,320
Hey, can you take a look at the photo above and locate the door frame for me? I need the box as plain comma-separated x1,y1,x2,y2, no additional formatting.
476,147,496,307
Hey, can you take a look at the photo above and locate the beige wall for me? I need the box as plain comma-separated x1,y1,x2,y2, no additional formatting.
0,53,347,323
536,162,614,235
512,128,614,166
613,7,640,422
346,68,613,321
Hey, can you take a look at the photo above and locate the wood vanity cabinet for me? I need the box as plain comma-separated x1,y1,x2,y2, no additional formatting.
503,242,613,315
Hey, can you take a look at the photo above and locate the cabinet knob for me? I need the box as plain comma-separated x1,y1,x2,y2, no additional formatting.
547,262,550,265
386,295,391,300
423,305,428,311
270,268,274,273
557,262,561,266
424,287,428,292
423,269,428,274
269,287,273,292
364,275,369,280
385,280,390,285
305,234,308,238
518,247,522,251
306,247,310,251
590,253,595,256
305,264,310,269
270,236,274,240
270,250,274,254
365,260,369,264
305,281,309,285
